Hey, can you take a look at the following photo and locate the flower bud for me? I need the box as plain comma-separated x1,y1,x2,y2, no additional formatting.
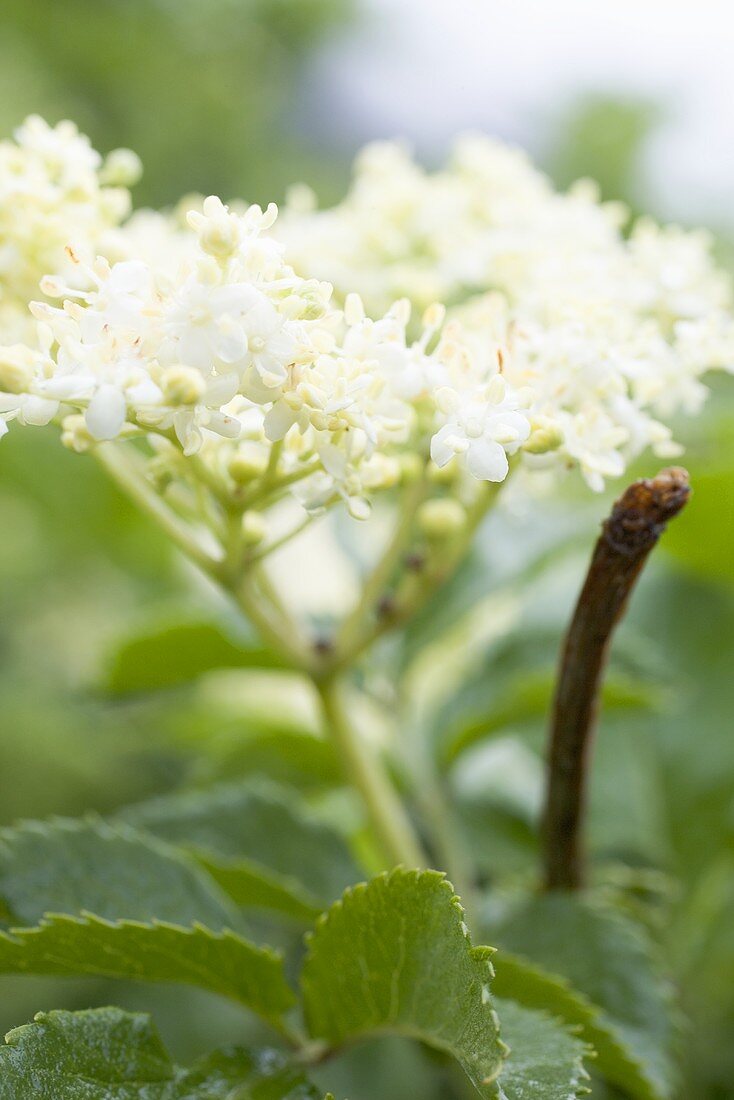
60,414,94,454
427,458,457,486
0,345,35,394
161,365,206,406
398,453,424,485
100,148,143,187
417,498,466,540
242,510,267,546
524,416,564,455
227,445,268,484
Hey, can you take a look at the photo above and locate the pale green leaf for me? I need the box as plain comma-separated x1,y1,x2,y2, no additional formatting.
0,1007,323,1099
0,914,295,1023
493,895,677,1100
106,619,288,694
495,998,590,1100
0,817,239,929
119,782,361,919
196,726,341,791
0,817,295,1024
302,868,506,1097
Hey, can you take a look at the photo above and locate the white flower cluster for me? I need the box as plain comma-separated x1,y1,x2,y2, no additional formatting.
0,118,732,518
279,138,734,489
0,116,141,342
0,184,530,516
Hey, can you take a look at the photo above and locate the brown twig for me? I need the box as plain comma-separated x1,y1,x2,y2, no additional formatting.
541,467,691,891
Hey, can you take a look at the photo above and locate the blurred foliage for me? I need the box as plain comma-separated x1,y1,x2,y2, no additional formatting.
546,95,663,208
0,0,353,207
0,22,734,1098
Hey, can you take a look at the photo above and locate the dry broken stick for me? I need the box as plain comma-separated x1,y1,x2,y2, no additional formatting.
542,466,691,891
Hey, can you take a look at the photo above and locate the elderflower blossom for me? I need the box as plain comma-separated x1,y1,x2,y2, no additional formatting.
278,136,734,489
0,192,530,516
0,119,732,511
0,116,141,340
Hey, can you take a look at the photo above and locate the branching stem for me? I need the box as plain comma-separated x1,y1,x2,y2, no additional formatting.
542,467,690,891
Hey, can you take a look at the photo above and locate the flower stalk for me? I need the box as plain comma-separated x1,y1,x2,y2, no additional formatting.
314,674,428,869
541,467,691,891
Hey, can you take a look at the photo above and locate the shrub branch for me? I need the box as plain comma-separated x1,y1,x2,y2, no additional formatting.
542,466,691,891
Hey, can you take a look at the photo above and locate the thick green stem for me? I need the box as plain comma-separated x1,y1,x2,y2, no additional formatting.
315,675,427,869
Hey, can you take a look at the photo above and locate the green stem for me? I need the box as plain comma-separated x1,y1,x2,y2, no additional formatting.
335,479,503,671
315,675,427,869
243,456,322,509
95,443,222,575
336,473,428,657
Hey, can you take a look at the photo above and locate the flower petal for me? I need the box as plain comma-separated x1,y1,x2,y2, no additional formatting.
466,438,509,481
85,385,127,440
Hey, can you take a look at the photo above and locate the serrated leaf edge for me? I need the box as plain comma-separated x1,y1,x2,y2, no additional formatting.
302,868,510,1081
494,948,670,1100
0,910,296,1019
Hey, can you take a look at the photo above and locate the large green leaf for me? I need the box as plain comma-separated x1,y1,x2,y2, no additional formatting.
106,619,288,694
0,1007,323,1099
494,998,590,1100
301,868,507,1097
119,782,361,920
0,817,295,1023
492,895,678,1100
0,914,295,1023
0,817,239,928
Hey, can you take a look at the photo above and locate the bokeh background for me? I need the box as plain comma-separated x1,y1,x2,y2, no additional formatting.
1,3,733,1098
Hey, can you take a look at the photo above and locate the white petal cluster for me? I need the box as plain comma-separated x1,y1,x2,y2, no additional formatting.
0,116,140,340
278,137,734,488
0,192,529,512
1,119,732,510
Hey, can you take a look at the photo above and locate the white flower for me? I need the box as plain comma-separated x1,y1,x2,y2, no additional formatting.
2,119,732,521
0,116,137,335
431,376,532,481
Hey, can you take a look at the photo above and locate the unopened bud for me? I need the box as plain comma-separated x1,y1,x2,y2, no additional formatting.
524,416,563,455
0,345,35,394
60,414,94,454
242,510,267,547
417,498,466,540
399,453,424,485
101,148,143,187
227,446,268,484
161,365,206,406
427,459,457,486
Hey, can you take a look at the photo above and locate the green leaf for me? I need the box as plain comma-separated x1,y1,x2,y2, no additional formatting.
492,895,678,1100
119,782,361,920
0,914,295,1023
0,817,296,1023
301,868,506,1097
197,726,341,792
493,952,647,1100
494,998,590,1100
106,619,288,694
0,817,239,928
440,667,659,766
0,1007,323,1098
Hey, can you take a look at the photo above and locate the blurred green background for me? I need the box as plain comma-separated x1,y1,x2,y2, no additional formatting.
0,3,733,1099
